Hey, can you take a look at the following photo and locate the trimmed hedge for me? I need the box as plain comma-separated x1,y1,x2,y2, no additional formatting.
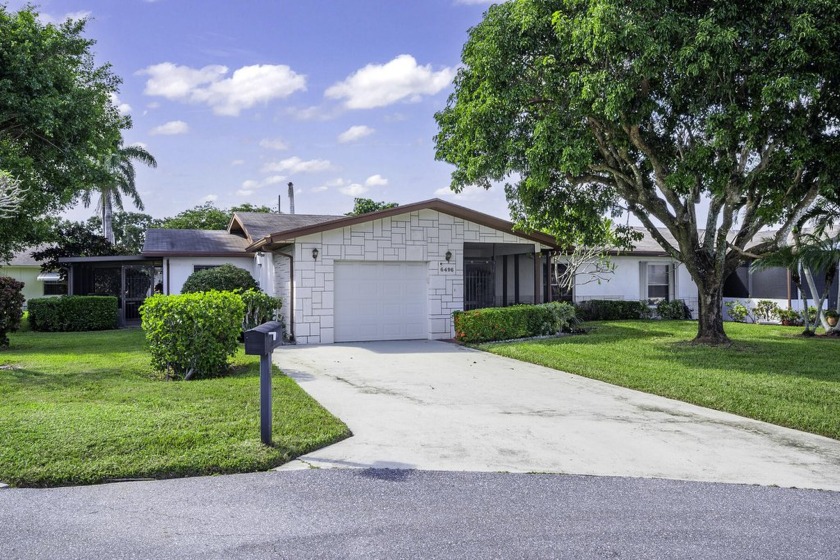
181,264,258,294
28,296,118,332
140,291,245,380
0,276,25,346
656,299,692,320
575,299,651,321
454,302,577,343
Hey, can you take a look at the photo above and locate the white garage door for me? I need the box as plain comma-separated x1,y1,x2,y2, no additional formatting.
334,261,428,342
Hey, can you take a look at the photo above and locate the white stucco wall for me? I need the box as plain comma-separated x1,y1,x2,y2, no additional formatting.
274,209,545,345
165,256,257,294
570,255,699,315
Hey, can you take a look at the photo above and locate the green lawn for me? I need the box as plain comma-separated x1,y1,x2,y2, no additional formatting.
482,321,840,440
0,328,350,487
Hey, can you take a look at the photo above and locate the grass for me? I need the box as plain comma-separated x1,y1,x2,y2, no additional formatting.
481,320,840,440
0,327,350,487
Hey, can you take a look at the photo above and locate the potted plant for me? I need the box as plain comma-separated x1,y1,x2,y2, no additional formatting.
825,309,839,328
778,309,802,327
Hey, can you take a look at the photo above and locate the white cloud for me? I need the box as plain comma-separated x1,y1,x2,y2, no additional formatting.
311,185,329,193
365,174,388,187
433,185,490,201
338,125,374,143
231,159,245,166
139,62,306,116
286,105,342,121
39,10,91,24
150,120,189,135
259,138,289,151
262,156,332,174
109,93,131,116
237,176,286,195
262,175,287,186
339,183,369,197
201,194,218,203
325,54,455,109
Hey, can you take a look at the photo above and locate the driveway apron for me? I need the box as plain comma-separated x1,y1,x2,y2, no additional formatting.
275,340,840,491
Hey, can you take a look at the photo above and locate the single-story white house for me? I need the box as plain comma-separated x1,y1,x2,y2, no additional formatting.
0,249,66,309
140,199,560,344
567,227,838,320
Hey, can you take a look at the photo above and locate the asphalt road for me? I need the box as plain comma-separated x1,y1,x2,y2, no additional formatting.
2,470,837,559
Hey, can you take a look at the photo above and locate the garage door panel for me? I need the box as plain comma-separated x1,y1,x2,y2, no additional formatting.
335,262,428,342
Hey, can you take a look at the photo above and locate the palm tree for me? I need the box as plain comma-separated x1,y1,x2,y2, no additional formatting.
82,141,157,244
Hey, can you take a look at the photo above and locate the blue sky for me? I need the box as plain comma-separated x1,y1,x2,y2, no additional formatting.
8,0,510,221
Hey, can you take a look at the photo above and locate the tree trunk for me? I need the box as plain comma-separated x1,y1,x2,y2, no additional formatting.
693,279,730,344
102,196,115,245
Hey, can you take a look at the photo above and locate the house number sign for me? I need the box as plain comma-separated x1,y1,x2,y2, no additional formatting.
438,262,456,274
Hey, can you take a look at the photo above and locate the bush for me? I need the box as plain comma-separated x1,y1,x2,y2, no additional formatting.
454,302,576,343
0,276,25,347
140,291,245,380
240,289,282,332
181,264,257,294
724,300,753,323
656,299,692,320
778,309,802,326
28,296,118,331
754,300,780,322
575,299,651,321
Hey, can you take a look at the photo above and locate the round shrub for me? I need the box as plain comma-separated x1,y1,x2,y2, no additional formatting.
140,291,245,380
0,276,25,347
181,264,257,294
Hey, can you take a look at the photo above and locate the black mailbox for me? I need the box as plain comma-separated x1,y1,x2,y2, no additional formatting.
244,321,284,356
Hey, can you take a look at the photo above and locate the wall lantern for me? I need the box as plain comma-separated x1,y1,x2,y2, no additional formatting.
445,250,452,262
312,248,319,260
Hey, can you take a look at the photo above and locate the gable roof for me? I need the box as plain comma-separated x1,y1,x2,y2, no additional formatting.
3,249,42,267
229,212,342,243
248,198,560,251
143,229,251,257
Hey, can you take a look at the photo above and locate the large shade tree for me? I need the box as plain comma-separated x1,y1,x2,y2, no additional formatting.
435,0,840,343
82,141,157,244
0,6,126,261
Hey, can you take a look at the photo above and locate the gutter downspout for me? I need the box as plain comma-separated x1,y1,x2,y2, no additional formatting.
275,248,295,341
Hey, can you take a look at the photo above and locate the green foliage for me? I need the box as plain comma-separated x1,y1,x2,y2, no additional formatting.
181,264,258,294
160,202,273,231
434,0,840,343
240,289,282,332
656,299,692,320
777,309,803,326
454,302,576,343
87,211,162,253
754,300,781,323
575,300,651,321
81,140,157,244
32,221,129,276
28,296,118,331
345,198,399,216
724,301,753,323
0,6,127,260
0,276,25,347
140,291,245,380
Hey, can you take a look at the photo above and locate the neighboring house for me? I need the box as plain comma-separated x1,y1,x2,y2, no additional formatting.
0,249,65,309
563,227,838,320
140,199,560,344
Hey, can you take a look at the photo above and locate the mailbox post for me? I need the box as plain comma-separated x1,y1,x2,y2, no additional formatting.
244,320,284,445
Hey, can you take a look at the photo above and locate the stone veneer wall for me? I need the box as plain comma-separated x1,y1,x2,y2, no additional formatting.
272,208,542,345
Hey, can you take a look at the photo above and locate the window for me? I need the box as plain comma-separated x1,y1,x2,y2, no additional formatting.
193,265,221,272
43,281,67,296
642,263,672,303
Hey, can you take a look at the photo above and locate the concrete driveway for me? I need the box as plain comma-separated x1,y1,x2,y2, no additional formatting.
275,340,840,491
